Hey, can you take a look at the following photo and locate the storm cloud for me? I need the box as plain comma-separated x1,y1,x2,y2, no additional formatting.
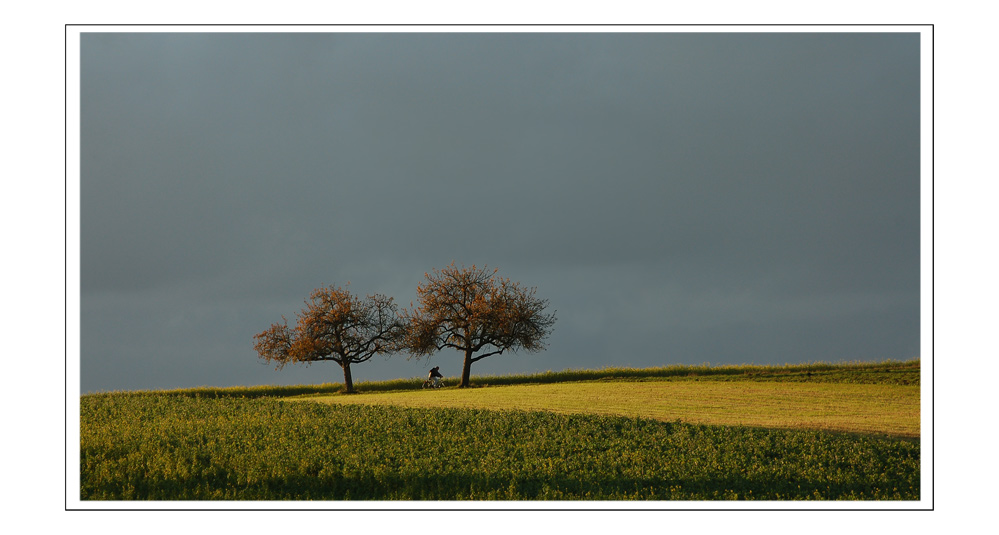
80,32,920,392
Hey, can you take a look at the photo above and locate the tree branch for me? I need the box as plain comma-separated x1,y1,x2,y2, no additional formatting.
470,348,504,363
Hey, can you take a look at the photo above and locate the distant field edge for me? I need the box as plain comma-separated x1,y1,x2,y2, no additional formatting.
80,358,920,399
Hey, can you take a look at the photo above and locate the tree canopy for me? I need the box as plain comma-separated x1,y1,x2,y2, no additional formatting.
402,263,556,388
253,285,403,393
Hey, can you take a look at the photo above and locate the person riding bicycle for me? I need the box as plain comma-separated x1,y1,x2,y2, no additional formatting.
427,366,443,387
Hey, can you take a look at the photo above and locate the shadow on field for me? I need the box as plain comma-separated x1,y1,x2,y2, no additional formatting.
83,468,916,501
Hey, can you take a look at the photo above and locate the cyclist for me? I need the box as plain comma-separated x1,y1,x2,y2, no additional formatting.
427,366,443,387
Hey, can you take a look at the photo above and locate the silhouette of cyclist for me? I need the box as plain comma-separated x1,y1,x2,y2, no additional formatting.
428,366,443,383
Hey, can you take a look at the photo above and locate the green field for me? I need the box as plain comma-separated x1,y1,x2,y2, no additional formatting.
80,360,921,501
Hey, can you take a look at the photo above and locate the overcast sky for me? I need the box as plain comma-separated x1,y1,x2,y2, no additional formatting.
79,31,921,393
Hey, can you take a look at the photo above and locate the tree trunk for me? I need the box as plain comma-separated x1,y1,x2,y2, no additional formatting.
342,362,355,393
460,349,473,388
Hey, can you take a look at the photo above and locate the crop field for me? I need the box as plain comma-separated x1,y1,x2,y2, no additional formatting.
304,380,918,438
79,360,921,501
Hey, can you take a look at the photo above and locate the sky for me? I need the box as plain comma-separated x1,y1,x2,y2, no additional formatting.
78,31,922,393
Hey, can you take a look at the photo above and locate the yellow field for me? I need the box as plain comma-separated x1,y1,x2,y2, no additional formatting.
300,380,920,438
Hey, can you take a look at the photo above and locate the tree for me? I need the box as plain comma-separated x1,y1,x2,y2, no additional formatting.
253,285,403,393
402,263,556,388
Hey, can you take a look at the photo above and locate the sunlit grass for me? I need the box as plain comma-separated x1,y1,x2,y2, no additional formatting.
80,359,921,500
81,396,919,500
301,379,919,438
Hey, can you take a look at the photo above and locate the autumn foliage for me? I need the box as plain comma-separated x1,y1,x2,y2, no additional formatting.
402,263,557,388
254,266,555,391
253,285,403,393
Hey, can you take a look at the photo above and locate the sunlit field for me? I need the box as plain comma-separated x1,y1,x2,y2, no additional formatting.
80,360,920,501
305,380,918,438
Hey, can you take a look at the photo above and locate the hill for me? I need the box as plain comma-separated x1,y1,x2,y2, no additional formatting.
79,360,921,500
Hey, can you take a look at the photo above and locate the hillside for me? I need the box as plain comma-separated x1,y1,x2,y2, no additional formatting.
79,360,921,500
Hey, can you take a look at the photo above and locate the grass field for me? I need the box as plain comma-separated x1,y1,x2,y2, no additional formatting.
302,380,919,438
79,360,921,501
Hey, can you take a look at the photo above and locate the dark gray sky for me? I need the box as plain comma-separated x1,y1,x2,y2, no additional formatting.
80,31,921,393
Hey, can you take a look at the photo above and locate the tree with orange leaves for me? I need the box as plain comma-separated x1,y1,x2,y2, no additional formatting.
253,285,404,393
402,263,556,388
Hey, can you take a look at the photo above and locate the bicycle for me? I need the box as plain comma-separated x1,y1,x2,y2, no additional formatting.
422,377,446,389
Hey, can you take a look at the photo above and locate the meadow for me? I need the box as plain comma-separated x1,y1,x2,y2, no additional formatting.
306,380,918,438
79,360,920,501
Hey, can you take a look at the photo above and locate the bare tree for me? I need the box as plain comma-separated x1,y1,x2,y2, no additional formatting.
254,285,403,393
402,263,556,388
